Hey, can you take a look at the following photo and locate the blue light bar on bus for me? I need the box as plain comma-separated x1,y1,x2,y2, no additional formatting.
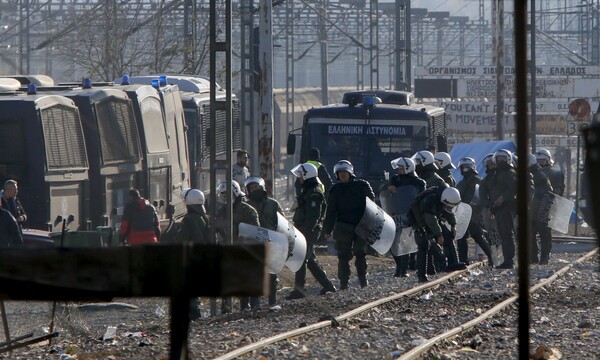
159,75,167,87
151,79,160,89
121,74,130,85
362,94,376,107
82,77,92,89
27,83,37,95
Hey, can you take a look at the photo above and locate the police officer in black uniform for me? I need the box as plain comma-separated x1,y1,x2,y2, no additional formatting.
536,148,565,196
380,157,425,277
527,153,554,264
488,149,517,269
434,152,457,187
245,176,285,305
288,163,337,299
410,187,462,282
455,157,494,266
323,160,375,290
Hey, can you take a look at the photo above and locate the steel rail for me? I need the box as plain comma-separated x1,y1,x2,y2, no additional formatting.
399,247,599,359
213,262,484,360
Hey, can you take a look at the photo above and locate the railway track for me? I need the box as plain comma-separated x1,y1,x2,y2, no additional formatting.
206,248,598,360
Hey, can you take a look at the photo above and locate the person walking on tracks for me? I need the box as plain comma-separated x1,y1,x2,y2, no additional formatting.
176,188,211,320
323,160,375,290
527,153,554,265
119,189,161,245
244,176,285,306
287,163,337,299
408,187,462,282
455,157,494,266
488,149,517,269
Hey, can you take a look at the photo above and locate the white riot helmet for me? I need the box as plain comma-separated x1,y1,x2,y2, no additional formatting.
217,180,245,198
244,176,266,190
333,160,354,177
290,163,318,179
412,150,437,168
528,153,538,167
441,187,461,208
535,148,554,165
180,188,205,205
493,149,513,165
390,157,415,173
434,152,456,169
458,157,476,172
482,153,495,167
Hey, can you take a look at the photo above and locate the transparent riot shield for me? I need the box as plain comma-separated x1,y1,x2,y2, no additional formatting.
276,213,307,272
450,202,472,240
238,223,289,274
538,192,574,234
355,197,396,255
380,186,418,256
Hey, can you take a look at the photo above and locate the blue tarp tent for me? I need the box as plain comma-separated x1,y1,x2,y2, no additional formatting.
449,141,517,183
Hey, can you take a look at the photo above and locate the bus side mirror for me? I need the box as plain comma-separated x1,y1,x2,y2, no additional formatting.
287,133,296,155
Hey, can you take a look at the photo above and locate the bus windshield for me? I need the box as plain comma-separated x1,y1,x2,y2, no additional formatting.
307,121,427,177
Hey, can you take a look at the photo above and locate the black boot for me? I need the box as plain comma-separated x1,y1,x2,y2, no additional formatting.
268,274,278,306
457,237,469,264
417,248,429,282
408,253,416,270
338,260,351,290
287,268,307,300
393,255,403,277
308,260,337,295
398,254,410,277
356,256,368,288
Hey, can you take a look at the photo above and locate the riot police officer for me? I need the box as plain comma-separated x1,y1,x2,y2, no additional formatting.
488,149,517,269
455,157,494,266
536,148,565,196
410,187,462,282
177,188,211,320
288,163,337,299
381,157,425,277
245,176,284,305
528,153,554,264
414,150,448,189
215,180,260,312
323,160,375,290
434,152,457,187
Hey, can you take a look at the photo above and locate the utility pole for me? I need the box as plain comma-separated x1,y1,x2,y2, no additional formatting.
257,0,274,193
318,0,329,105
530,0,537,151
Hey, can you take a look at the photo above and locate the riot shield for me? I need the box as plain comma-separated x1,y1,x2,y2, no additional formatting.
238,223,289,274
355,197,396,255
382,186,419,256
538,192,574,234
276,213,308,272
449,202,472,240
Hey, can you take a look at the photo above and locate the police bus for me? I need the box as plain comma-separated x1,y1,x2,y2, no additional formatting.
287,90,448,193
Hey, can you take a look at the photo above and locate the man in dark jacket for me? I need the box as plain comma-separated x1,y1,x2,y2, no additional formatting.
528,154,554,265
245,176,285,306
288,163,337,299
488,150,517,269
215,180,260,312
0,207,23,248
456,157,493,266
410,187,462,282
323,160,375,290
1,180,27,231
119,189,161,245
294,147,333,198
536,148,565,196
380,157,425,277
176,188,211,320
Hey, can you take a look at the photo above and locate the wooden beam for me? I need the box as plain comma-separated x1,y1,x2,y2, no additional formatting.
0,243,267,301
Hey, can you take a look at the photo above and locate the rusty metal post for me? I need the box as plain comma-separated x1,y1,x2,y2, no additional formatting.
514,0,531,358
258,0,274,194
496,0,505,140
